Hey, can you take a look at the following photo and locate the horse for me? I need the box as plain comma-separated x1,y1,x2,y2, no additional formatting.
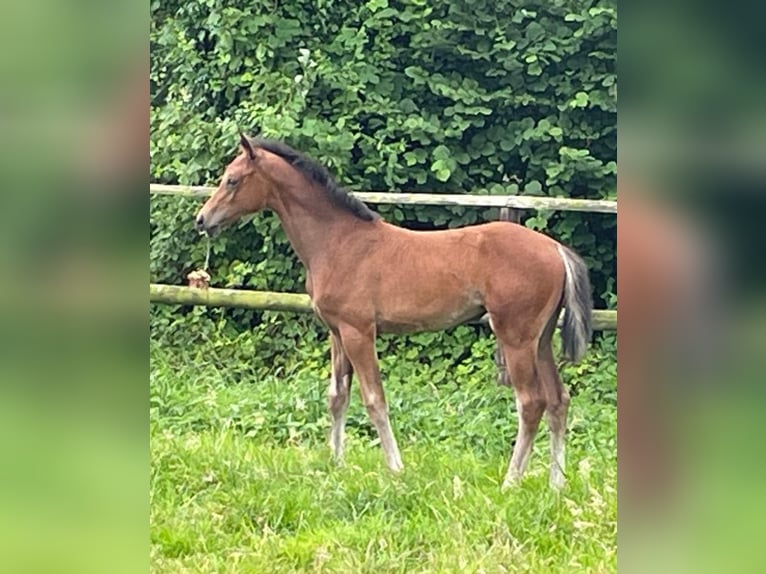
195,134,592,489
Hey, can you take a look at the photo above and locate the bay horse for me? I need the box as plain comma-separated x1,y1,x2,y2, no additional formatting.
195,134,592,489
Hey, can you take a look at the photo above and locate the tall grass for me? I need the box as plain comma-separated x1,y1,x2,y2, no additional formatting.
150,336,616,573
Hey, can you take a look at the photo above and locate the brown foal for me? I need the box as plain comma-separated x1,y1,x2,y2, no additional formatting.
195,134,592,489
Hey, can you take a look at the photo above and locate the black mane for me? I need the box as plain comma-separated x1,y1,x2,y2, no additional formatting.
250,137,380,222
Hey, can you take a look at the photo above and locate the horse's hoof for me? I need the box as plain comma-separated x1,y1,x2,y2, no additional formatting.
549,477,566,490
501,473,522,491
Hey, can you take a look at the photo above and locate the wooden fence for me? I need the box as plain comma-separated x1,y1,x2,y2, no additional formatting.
150,183,617,213
149,284,616,330
150,184,617,330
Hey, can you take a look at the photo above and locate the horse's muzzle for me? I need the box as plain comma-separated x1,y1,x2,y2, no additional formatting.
195,212,221,237
195,213,205,231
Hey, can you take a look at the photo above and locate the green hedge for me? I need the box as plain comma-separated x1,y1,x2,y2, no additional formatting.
150,0,616,369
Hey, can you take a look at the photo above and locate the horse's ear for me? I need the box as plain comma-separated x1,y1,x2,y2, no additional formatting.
239,132,255,161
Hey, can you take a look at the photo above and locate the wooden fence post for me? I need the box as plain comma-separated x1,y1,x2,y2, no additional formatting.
494,206,523,386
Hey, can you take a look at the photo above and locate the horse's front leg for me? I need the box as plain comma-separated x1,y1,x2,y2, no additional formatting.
328,332,352,462
337,322,403,472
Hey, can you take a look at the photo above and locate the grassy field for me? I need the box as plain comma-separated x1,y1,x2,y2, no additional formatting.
150,337,616,573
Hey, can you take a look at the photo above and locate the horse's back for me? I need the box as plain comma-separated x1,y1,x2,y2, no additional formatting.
318,220,565,332
378,220,562,272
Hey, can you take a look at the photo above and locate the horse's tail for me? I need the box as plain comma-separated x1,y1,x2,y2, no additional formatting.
556,244,593,362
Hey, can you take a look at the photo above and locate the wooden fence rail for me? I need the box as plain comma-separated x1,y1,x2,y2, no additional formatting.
150,284,617,331
149,184,617,214
150,184,617,331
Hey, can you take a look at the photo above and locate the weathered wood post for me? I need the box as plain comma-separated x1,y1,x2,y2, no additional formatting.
494,206,523,386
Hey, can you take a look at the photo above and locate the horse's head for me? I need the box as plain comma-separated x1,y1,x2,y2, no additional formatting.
195,134,270,236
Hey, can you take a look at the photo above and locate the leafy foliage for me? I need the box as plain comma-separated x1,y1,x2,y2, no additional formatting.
150,0,616,365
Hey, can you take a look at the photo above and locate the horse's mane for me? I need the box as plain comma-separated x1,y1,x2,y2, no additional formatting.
250,137,380,222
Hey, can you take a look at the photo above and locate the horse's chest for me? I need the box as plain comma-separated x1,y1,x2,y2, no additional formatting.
311,300,330,326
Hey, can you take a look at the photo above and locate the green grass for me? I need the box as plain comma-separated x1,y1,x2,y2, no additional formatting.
150,339,616,573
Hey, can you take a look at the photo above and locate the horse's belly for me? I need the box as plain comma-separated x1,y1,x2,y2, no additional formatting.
376,304,486,334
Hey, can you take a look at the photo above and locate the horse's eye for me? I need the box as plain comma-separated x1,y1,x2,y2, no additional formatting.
227,177,238,188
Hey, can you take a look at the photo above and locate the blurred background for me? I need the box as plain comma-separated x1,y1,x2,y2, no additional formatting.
0,1,147,573
619,0,766,572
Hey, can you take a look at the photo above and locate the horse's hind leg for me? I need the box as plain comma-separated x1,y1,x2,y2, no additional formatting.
539,341,570,489
329,333,353,462
499,343,547,490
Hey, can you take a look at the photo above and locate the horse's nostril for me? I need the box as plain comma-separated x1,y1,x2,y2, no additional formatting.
195,213,204,228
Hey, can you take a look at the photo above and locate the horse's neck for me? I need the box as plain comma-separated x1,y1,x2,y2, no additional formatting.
267,183,358,271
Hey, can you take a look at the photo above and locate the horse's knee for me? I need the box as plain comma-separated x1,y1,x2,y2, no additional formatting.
363,392,388,422
546,387,570,416
519,396,547,425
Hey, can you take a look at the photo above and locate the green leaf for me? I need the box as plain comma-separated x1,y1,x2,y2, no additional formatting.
404,66,421,79
573,91,589,107
404,152,421,166
432,145,451,161
499,139,514,152
524,180,543,195
369,0,389,11
432,159,452,182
